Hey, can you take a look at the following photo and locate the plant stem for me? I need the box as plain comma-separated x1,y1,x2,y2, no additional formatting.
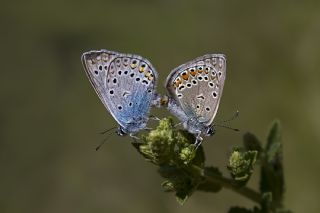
193,165,261,204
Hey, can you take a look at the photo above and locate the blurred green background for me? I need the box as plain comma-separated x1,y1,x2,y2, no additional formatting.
1,0,320,212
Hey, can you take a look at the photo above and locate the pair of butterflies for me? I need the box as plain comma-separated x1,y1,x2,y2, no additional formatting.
81,50,226,146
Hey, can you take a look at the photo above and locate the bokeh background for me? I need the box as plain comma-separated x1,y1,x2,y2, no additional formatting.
1,0,320,212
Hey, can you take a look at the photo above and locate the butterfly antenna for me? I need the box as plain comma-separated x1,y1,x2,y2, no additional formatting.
99,126,117,135
214,111,240,132
218,110,239,123
213,123,240,132
96,131,115,151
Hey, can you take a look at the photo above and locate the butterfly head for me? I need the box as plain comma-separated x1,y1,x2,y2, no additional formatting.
116,126,127,136
206,126,216,136
117,116,148,135
184,119,215,137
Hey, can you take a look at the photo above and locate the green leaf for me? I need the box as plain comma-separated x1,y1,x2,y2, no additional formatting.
228,149,258,185
243,132,263,157
197,167,223,192
260,120,284,209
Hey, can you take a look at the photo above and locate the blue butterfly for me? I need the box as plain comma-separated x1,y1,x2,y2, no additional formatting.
165,54,227,146
81,50,158,137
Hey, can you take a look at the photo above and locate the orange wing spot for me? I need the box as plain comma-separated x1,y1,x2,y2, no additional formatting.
139,67,145,73
174,78,182,88
139,64,147,73
181,72,189,80
211,75,217,80
197,67,203,73
189,69,197,76
204,68,209,74
145,72,154,81
130,63,137,69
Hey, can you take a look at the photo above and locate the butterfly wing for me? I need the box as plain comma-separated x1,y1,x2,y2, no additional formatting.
165,54,226,126
82,50,158,132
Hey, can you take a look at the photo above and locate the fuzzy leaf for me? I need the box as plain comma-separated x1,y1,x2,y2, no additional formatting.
260,121,284,209
243,132,263,157
228,149,257,185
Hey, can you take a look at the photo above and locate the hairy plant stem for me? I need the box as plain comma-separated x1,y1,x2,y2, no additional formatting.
193,165,261,204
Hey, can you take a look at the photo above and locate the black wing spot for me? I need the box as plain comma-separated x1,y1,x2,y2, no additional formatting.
113,78,117,84
98,65,102,70
130,73,134,78
94,70,98,75
118,105,123,110
104,65,108,70
136,78,140,81
124,70,128,75
213,92,217,98
206,107,210,111
204,76,209,81
142,80,148,85
197,95,205,100
196,105,200,109
192,80,197,85
109,90,114,95
186,83,192,88
178,85,185,91
129,102,133,107
118,70,122,75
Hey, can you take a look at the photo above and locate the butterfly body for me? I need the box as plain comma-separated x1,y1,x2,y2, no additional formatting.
165,54,226,144
81,50,158,135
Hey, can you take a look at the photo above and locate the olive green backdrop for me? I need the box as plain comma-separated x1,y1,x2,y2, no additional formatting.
1,0,320,212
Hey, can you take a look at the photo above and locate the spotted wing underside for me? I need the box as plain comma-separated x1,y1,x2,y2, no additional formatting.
82,50,158,128
166,54,226,126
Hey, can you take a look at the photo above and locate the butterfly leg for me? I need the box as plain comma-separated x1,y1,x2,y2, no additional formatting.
194,132,203,149
149,115,160,121
143,127,153,132
174,122,183,128
129,133,140,140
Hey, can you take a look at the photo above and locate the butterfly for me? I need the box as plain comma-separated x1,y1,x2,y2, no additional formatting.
165,54,226,146
81,50,158,137
81,50,226,146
